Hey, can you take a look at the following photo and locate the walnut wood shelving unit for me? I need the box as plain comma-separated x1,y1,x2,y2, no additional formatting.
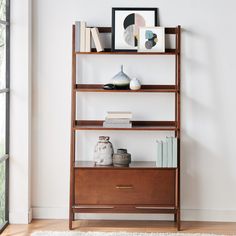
70,25,181,230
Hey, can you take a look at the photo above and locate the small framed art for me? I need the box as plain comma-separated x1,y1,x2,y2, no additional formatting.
138,27,165,53
112,8,158,51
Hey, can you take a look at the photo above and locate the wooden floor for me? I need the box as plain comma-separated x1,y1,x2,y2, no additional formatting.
2,220,236,236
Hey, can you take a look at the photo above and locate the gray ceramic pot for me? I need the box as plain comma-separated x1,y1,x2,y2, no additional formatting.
113,149,131,167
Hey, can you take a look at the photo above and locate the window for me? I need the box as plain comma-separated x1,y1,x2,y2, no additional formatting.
0,0,9,233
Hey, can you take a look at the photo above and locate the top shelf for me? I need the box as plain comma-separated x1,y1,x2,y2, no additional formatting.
74,26,180,55
76,48,177,55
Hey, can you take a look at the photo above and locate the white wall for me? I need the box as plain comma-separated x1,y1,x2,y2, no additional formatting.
32,0,236,221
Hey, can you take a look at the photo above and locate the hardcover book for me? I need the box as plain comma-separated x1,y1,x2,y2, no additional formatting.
80,21,86,52
91,27,104,52
156,141,163,167
106,112,132,119
105,118,131,124
103,121,132,128
162,141,168,167
75,21,80,52
167,137,173,167
173,137,178,167
85,28,91,52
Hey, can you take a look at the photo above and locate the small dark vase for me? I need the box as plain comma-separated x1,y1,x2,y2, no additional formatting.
113,149,131,167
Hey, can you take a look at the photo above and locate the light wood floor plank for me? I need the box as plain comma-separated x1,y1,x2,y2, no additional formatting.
2,220,236,236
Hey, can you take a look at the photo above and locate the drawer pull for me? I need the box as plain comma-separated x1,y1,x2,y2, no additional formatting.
135,206,175,209
73,205,114,209
116,185,133,189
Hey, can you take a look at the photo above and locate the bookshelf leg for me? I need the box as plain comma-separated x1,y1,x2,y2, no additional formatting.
176,210,181,231
69,212,73,230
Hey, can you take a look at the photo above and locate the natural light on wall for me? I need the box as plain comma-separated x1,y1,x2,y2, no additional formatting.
0,0,9,232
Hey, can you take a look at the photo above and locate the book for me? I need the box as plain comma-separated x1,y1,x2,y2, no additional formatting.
91,27,104,52
106,112,132,119
85,28,91,52
103,121,132,128
75,21,80,52
105,118,131,124
162,141,168,167
156,141,163,167
80,21,86,52
173,137,178,167
167,137,173,167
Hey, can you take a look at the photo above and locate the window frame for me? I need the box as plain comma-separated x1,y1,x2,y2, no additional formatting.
0,0,10,233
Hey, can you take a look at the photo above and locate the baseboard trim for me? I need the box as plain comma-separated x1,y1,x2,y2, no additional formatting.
32,207,236,222
9,208,33,224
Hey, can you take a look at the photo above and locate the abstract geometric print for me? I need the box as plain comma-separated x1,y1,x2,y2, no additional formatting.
123,13,146,47
145,30,158,49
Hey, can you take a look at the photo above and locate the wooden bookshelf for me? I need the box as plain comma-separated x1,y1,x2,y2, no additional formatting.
69,25,181,231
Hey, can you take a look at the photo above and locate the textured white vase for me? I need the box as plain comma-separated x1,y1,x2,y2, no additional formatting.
94,136,114,166
130,78,141,90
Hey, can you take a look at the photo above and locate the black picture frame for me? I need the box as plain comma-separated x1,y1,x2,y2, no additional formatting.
112,7,158,52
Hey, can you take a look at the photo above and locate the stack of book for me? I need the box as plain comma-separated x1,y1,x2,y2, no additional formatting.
103,112,132,128
156,137,178,167
75,21,104,52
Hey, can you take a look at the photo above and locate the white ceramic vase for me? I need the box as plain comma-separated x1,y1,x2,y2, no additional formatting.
94,136,114,166
130,78,141,90
112,65,131,89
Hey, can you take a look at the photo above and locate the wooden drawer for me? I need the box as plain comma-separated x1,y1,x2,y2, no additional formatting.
74,169,176,205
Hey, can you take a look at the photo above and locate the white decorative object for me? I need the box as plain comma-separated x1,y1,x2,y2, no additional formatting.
94,136,113,166
130,78,141,90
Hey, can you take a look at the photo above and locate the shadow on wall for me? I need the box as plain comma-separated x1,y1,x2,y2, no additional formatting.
181,27,236,211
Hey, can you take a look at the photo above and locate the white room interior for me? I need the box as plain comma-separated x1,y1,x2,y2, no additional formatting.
8,0,236,228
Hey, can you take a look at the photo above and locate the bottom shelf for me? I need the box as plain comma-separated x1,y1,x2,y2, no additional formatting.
72,205,177,214
74,161,177,169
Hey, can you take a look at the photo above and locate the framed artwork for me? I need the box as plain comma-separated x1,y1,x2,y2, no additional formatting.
112,8,158,51
138,27,165,53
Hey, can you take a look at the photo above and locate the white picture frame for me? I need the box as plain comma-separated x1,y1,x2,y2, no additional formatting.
138,27,165,53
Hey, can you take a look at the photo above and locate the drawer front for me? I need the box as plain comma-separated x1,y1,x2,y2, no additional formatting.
74,169,176,205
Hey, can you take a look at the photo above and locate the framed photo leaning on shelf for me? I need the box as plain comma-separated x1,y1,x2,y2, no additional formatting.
138,27,165,53
112,8,158,51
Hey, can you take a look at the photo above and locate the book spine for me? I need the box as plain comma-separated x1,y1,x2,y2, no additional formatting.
91,28,104,52
107,112,132,114
85,28,91,52
167,137,173,167
103,122,132,128
156,141,163,167
173,138,178,167
162,141,168,167
106,114,132,119
80,21,86,52
75,21,80,52
105,118,131,124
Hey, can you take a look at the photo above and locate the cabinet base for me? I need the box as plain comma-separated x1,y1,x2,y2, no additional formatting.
69,206,181,231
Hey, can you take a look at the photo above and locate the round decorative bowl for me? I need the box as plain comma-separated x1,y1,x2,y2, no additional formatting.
113,149,131,167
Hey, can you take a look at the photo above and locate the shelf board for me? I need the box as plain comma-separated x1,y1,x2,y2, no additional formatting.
74,120,178,131
74,161,177,169
76,84,178,93
75,48,177,55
